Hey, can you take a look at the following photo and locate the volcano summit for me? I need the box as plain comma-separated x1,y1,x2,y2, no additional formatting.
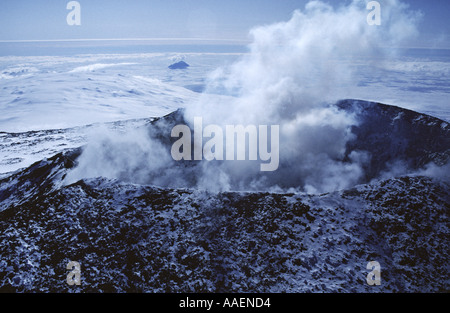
0,100,448,293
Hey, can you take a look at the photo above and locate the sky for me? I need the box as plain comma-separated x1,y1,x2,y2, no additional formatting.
0,0,449,48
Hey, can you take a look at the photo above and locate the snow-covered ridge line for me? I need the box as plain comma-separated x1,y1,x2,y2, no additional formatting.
1,99,448,190
0,115,158,178
69,63,137,73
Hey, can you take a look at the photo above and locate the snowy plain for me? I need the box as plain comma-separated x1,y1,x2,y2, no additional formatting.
0,48,242,176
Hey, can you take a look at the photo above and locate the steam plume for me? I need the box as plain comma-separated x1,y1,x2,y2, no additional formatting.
66,0,422,193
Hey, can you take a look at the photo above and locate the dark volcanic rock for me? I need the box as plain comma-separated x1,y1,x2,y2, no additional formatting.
337,99,449,181
168,61,190,70
0,174,448,292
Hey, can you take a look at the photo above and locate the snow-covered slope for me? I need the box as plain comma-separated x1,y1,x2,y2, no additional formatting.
0,100,448,293
0,68,198,132
0,117,156,179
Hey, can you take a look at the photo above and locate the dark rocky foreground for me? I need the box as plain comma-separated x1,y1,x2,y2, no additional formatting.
0,170,448,293
0,100,448,293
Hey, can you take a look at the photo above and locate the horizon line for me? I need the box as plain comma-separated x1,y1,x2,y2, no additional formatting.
0,38,448,50
0,37,251,44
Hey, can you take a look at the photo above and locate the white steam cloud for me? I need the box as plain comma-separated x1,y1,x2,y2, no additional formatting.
66,0,424,193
